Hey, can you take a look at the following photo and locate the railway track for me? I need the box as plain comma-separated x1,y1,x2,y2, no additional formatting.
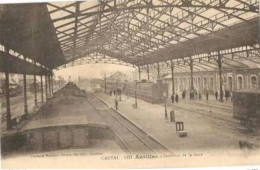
87,93,171,155
193,101,232,112
170,103,243,131
178,101,233,118
1,100,36,121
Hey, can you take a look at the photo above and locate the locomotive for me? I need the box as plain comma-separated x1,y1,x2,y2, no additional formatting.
233,90,260,130
105,80,168,104
0,83,23,97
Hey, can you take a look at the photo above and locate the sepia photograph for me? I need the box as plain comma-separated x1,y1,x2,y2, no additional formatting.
0,0,260,169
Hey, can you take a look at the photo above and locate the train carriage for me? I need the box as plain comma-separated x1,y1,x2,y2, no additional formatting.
106,80,168,104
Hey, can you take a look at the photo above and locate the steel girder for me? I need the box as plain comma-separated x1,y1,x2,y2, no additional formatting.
57,51,136,70
139,44,260,74
46,0,259,68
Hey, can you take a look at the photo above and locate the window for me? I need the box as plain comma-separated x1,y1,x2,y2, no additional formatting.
250,75,258,89
237,76,243,90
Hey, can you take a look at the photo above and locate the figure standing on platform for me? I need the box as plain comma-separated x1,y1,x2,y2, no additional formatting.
225,90,230,101
199,92,202,100
194,90,197,100
215,91,218,100
206,90,209,101
182,90,186,100
175,93,179,103
115,99,118,110
110,90,112,96
171,94,175,103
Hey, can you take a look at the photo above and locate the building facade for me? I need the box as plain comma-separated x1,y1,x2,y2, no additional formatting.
164,68,260,95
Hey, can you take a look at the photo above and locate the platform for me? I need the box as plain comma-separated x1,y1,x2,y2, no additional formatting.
96,93,260,153
1,93,116,155
166,94,236,124
23,95,107,130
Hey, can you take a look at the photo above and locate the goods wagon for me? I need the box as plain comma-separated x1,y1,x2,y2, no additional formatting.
233,90,260,130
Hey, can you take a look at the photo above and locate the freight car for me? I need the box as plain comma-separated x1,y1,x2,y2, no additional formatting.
233,90,260,130
106,80,168,103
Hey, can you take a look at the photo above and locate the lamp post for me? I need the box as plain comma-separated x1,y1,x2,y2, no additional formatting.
163,90,167,119
135,82,137,107
104,74,106,92
134,81,146,108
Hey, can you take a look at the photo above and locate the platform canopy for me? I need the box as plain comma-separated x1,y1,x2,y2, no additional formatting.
0,3,65,70
1,0,259,70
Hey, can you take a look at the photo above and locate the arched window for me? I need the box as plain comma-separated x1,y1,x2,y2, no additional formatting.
175,78,178,91
209,77,214,90
180,78,183,91
250,75,258,89
203,77,207,90
184,78,187,90
227,76,233,91
237,75,243,90
198,77,201,90
194,77,196,89
188,78,190,89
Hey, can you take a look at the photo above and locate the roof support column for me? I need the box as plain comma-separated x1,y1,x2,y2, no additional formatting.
23,71,28,118
51,74,54,95
5,71,11,130
48,74,51,97
45,75,48,99
190,58,194,91
157,62,160,79
104,74,107,91
147,65,150,82
170,60,175,95
217,51,224,102
40,75,44,103
4,47,11,130
138,66,141,81
34,72,37,106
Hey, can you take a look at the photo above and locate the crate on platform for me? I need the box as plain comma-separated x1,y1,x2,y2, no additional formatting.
175,121,187,137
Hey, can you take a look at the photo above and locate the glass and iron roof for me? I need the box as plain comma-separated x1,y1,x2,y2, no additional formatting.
47,0,259,67
0,0,259,70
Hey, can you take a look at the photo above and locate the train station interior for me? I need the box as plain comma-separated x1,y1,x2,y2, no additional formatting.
0,0,260,163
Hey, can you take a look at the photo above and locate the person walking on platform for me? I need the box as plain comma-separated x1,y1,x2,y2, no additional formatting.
110,90,112,96
215,91,218,100
175,93,179,103
199,92,202,100
171,94,175,103
113,89,116,96
115,99,118,110
206,90,209,101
